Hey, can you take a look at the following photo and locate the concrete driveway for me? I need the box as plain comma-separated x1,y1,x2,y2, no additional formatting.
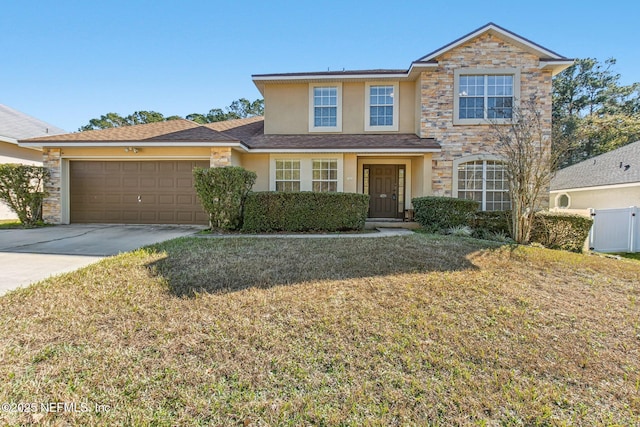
0,224,204,296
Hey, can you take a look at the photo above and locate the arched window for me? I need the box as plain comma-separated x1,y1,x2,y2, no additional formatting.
556,193,570,209
454,157,510,211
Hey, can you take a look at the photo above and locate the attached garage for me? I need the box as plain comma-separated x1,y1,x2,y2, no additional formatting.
70,160,209,224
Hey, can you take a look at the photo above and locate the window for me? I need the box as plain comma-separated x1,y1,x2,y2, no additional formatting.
309,84,342,132
275,160,300,192
557,193,570,209
454,68,520,125
312,159,338,192
365,82,399,131
457,159,510,211
271,157,342,192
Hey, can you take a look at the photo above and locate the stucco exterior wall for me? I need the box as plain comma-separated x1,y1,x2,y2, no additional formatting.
264,81,416,134
239,154,270,191
551,185,640,210
0,142,42,165
0,142,43,219
58,147,212,159
420,32,553,197
264,83,308,134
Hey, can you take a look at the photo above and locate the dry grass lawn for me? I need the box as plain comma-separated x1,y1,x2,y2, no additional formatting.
0,234,639,425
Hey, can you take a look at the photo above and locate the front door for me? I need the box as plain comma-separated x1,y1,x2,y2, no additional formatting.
366,164,404,218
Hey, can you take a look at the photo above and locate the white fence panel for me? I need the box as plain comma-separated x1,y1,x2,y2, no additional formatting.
589,207,639,253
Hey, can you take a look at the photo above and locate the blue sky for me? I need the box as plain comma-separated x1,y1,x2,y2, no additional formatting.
1,0,638,132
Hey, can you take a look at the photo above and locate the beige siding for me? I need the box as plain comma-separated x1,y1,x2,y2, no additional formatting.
343,154,358,193
411,154,433,201
60,147,212,158
551,186,640,210
0,141,42,165
399,81,415,134
264,84,308,134
263,81,416,134
0,142,43,219
342,83,365,133
240,154,270,191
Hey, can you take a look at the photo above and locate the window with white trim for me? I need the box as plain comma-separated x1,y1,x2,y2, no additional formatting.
365,83,399,131
457,160,510,211
312,159,338,192
309,84,342,132
454,68,519,125
275,160,300,192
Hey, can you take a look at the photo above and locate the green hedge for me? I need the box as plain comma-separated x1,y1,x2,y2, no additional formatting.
470,210,511,234
193,166,256,230
530,211,593,253
243,192,370,232
0,164,50,227
412,196,479,232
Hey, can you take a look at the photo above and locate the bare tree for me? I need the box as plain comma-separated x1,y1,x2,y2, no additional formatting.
489,97,565,244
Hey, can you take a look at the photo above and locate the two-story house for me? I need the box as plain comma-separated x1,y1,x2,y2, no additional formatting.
20,23,572,225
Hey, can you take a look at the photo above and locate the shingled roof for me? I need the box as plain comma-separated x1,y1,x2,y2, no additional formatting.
0,104,66,143
243,133,438,150
20,119,204,143
551,141,640,191
20,116,440,152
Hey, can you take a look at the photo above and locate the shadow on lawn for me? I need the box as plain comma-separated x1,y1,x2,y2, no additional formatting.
148,234,491,297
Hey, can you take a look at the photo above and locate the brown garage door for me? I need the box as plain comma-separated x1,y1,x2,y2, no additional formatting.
70,160,209,224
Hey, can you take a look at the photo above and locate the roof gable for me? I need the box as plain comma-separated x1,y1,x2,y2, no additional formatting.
551,141,640,190
0,104,66,144
413,22,568,64
251,23,572,92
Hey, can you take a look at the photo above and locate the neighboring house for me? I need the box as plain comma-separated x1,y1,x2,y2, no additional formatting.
550,140,640,211
0,104,65,219
20,23,572,225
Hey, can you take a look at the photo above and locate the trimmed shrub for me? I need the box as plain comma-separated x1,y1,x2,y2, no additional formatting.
470,210,511,234
530,211,593,253
412,196,479,232
0,164,50,227
243,192,369,232
193,166,256,230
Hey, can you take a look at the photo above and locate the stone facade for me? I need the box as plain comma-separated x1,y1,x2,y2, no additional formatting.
419,33,554,196
210,147,232,167
42,148,62,224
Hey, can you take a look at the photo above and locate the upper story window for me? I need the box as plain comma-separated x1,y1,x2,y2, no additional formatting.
453,68,520,125
365,82,399,131
309,84,342,132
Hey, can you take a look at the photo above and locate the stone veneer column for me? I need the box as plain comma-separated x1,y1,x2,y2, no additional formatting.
42,148,62,224
210,147,232,167
418,32,553,197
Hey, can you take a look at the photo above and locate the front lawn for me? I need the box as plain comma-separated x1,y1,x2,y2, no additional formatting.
0,234,638,425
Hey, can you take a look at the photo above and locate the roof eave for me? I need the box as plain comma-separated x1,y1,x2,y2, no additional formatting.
539,59,575,76
252,70,417,93
415,22,568,63
244,147,441,154
19,141,243,148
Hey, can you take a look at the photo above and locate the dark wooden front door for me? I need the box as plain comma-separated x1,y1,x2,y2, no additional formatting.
367,164,401,218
